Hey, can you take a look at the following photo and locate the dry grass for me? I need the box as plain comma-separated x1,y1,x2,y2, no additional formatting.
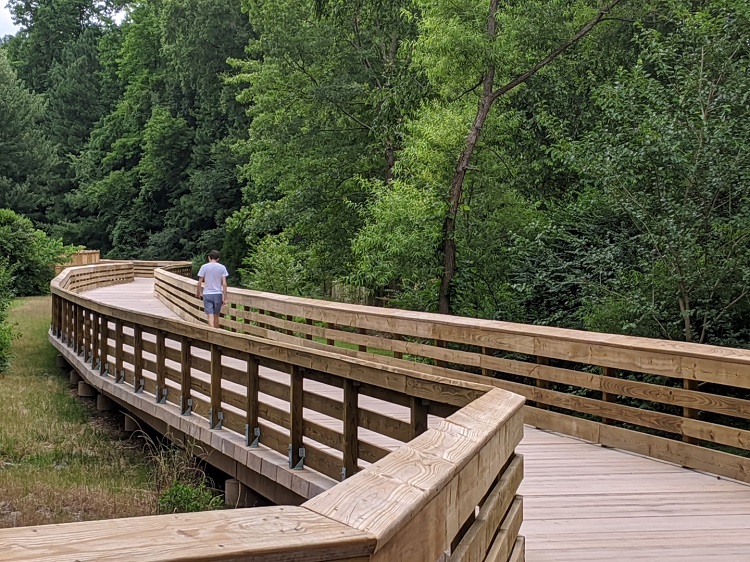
0,297,158,528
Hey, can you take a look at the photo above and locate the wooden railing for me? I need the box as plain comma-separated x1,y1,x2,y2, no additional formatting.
11,262,526,562
100,259,192,278
156,265,750,483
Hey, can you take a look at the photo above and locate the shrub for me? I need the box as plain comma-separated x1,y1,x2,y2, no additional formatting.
0,209,77,296
0,262,11,373
158,481,223,514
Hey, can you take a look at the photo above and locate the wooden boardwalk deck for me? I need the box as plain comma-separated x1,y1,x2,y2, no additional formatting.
83,279,750,561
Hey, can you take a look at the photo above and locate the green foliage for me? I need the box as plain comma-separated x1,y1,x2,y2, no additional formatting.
158,481,223,514
0,209,76,296
239,234,317,297
0,263,12,372
0,50,57,222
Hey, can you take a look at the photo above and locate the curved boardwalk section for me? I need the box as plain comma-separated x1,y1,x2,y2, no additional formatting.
2,262,750,560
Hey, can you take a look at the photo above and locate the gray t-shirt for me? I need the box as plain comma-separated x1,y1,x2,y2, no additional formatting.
197,262,228,295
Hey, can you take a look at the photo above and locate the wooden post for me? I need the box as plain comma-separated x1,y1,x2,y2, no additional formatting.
61,300,67,343
155,331,166,403
683,379,699,444
290,365,304,469
601,366,615,425
82,309,89,361
286,314,294,336
410,396,428,439
114,319,124,382
99,315,108,375
536,356,550,410
91,312,100,369
305,318,313,341
133,325,144,392
210,344,223,429
357,328,367,353
325,323,335,347
435,339,447,368
343,379,359,479
180,336,192,415
257,309,266,330
74,304,82,355
481,346,491,377
246,355,259,447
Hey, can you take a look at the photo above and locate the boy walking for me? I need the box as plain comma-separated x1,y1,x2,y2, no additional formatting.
196,250,229,328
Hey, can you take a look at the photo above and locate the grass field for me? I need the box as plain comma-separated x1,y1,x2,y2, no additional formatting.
0,296,158,528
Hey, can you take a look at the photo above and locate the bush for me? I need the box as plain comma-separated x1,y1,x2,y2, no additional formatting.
0,209,76,296
158,481,223,514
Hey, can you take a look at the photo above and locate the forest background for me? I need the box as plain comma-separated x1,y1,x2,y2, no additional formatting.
1,0,749,353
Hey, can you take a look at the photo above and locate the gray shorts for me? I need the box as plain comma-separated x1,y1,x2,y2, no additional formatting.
203,294,223,315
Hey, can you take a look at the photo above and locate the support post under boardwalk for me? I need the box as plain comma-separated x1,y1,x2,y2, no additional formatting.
343,379,359,479
290,365,304,469
246,355,259,447
180,336,192,415
210,344,223,429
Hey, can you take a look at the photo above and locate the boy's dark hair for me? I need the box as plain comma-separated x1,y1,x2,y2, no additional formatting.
208,250,220,261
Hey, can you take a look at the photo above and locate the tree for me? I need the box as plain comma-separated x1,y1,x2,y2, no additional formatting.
0,49,57,222
575,0,750,345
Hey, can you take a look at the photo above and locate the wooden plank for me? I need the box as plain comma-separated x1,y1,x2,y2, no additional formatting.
114,319,124,380
155,330,166,403
449,455,524,562
483,497,523,562
0,506,377,562
91,311,100,368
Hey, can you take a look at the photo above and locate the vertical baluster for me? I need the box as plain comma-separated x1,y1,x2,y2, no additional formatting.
91,312,100,369
246,355,259,447
536,356,550,410
410,396,428,439
155,331,166,403
289,365,304,469
114,319,124,383
180,336,192,415
99,315,108,375
210,344,223,428
342,379,359,479
601,366,615,425
133,325,143,392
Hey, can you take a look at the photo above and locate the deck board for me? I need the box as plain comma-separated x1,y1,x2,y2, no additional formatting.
81,279,750,561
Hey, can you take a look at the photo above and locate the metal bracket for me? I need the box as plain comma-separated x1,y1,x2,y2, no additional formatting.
156,388,167,404
245,425,260,448
288,445,306,470
115,370,125,384
340,467,348,481
100,363,109,377
135,380,144,394
210,411,224,430
92,358,100,370
181,398,192,416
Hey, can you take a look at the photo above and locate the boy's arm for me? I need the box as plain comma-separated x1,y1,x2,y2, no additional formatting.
196,277,203,299
222,276,228,305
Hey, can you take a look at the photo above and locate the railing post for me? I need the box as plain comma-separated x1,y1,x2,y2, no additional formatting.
410,396,428,439
357,328,367,352
75,304,82,355
133,325,143,392
535,356,550,410
99,315,108,375
342,379,359,479
481,346,491,377
82,309,89,362
114,319,124,383
210,344,223,429
601,366,615,425
246,355,260,447
683,379,699,444
155,331,166,403
325,323,335,347
91,311,100,369
289,365,304,469
180,336,192,415
305,318,313,341
435,339,447,368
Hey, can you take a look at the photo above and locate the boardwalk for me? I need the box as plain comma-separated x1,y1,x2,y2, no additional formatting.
83,279,750,562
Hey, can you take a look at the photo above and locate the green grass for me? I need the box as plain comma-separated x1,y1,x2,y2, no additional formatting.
0,297,157,528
